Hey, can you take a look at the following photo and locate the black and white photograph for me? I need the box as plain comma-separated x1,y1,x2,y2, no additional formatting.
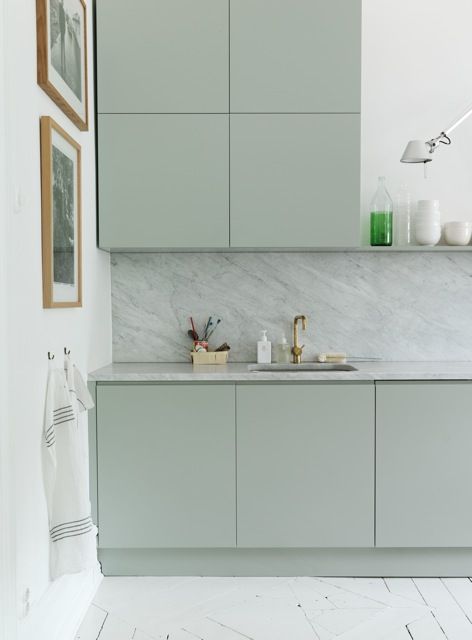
40,116,82,308
36,0,88,130
50,0,82,102
52,143,75,287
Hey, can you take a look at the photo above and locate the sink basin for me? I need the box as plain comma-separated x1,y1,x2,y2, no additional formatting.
248,363,357,372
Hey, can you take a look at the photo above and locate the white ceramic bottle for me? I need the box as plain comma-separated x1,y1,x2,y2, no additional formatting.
257,330,272,364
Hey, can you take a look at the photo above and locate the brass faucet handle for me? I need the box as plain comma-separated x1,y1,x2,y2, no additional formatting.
292,345,304,356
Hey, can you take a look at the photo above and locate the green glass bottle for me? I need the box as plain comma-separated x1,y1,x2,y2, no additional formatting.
370,176,393,246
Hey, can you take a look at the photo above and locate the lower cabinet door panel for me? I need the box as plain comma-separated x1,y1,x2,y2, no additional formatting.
236,384,375,547
376,382,472,547
97,384,236,548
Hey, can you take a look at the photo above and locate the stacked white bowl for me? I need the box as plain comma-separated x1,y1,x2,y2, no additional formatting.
415,200,441,245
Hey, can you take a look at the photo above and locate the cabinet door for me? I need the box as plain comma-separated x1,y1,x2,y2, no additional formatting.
237,384,374,547
97,384,236,548
230,0,361,113
230,114,360,247
98,115,229,249
376,382,472,547
97,0,228,113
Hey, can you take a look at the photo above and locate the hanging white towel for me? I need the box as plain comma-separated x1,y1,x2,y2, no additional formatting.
43,358,97,580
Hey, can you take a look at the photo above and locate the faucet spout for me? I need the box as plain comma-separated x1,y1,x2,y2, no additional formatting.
292,315,307,364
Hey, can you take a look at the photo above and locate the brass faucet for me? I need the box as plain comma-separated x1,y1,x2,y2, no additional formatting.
292,315,307,364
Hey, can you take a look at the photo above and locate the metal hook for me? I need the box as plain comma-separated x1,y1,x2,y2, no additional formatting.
64,347,71,356
48,352,55,360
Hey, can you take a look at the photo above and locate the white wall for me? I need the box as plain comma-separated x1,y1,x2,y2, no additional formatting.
0,0,17,636
362,0,472,242
1,0,112,636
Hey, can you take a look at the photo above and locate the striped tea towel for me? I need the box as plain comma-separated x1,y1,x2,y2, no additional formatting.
43,361,97,580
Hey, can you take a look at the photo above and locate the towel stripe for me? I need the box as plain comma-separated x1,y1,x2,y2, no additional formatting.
45,424,54,437
53,405,73,414
53,404,73,413
46,438,56,448
69,389,88,411
50,521,92,538
53,408,74,418
50,516,92,534
52,525,94,543
51,523,93,540
53,415,75,427
53,411,74,422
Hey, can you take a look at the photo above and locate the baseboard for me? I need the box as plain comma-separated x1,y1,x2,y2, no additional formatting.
19,564,102,640
99,547,472,577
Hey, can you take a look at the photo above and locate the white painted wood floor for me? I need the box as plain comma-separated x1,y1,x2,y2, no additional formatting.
76,576,472,640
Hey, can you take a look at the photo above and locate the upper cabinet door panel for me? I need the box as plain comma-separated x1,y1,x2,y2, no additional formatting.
98,114,229,249
230,0,361,113
97,0,229,113
230,114,360,247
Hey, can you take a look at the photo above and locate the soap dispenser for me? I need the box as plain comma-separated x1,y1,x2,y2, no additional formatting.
275,335,291,364
257,330,272,364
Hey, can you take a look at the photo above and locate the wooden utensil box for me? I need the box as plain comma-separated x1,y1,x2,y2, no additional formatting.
190,351,229,365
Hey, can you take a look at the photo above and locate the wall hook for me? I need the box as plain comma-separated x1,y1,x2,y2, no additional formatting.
48,352,55,360
64,347,71,356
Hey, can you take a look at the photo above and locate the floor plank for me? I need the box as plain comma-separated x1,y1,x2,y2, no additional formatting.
406,612,446,640
381,625,414,640
442,578,472,622
414,578,472,640
384,578,426,606
75,604,107,640
98,612,135,640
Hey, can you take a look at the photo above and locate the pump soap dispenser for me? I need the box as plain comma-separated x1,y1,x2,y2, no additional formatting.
257,330,272,364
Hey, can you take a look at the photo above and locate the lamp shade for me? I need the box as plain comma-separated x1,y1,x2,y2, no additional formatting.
401,140,432,163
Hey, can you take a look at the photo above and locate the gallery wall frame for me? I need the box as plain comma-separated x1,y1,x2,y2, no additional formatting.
36,0,89,131
40,116,82,308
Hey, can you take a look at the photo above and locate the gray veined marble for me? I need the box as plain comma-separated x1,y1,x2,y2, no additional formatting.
111,252,472,363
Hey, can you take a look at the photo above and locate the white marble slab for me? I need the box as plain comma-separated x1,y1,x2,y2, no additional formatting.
111,252,472,362
89,361,472,382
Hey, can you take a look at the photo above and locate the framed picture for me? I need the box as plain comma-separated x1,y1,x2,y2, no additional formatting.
36,0,88,131
40,116,82,308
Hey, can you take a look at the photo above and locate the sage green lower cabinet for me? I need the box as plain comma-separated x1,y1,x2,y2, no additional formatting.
236,384,375,547
97,384,236,548
98,115,229,249
230,115,360,247
376,382,472,548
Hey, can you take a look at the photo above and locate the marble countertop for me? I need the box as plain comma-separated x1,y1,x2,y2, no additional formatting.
89,361,472,382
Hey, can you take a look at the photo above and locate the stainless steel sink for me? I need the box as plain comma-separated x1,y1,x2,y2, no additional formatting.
248,363,358,372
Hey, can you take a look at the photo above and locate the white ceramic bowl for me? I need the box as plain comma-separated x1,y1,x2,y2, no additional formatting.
444,221,472,246
417,199,440,211
415,212,441,222
415,223,441,246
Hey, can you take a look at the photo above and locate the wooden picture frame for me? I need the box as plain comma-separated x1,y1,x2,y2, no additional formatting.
40,116,82,308
36,0,89,131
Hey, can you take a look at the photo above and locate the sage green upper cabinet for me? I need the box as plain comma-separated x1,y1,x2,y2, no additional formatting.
97,0,228,113
237,384,374,547
98,114,229,249
376,383,472,548
230,114,360,247
97,384,236,549
230,0,361,113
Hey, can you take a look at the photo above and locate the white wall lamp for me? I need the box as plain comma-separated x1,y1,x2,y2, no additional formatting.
401,103,472,163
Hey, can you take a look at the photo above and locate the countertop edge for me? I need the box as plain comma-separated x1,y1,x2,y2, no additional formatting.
88,362,472,383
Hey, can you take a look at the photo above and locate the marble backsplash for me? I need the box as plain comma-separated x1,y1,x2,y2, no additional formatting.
111,252,472,362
